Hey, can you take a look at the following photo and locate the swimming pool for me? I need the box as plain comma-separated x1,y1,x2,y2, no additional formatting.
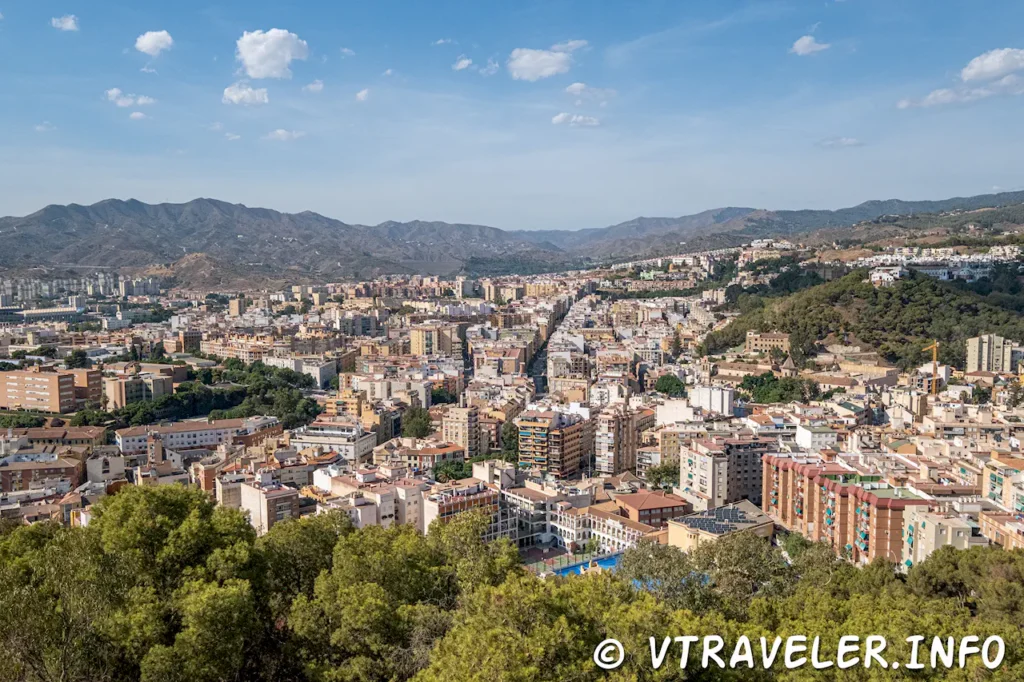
552,553,623,576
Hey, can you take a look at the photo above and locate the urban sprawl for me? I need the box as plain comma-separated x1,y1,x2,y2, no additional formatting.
5,236,1024,576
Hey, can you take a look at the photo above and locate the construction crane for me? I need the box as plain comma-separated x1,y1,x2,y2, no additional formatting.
923,340,940,395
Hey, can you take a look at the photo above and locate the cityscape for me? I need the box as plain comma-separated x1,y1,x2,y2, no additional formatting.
4,1,1024,680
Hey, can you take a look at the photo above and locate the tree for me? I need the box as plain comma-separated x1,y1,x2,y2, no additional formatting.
402,407,433,439
1009,380,1024,408
653,374,686,397
433,460,471,483
65,349,89,369
644,461,679,488
500,419,519,463
431,387,457,405
670,329,682,358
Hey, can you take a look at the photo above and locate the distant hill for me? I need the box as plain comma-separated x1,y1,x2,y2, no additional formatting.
2,190,1024,287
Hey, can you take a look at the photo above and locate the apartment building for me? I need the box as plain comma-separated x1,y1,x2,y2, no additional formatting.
288,416,377,466
966,334,1024,374
516,410,586,479
595,405,641,475
410,324,463,357
902,507,974,570
442,406,481,460
103,372,174,410
0,367,77,413
240,476,301,535
421,478,516,541
372,436,465,471
67,368,103,406
115,418,258,456
679,435,775,510
762,453,930,565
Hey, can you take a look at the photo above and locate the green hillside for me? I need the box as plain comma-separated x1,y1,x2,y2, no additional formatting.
702,269,1024,370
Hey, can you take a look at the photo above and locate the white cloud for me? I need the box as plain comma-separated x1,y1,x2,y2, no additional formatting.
208,122,224,132
106,88,155,108
565,82,617,102
452,55,473,71
433,38,452,45
790,35,830,56
225,133,241,141
817,136,863,148
355,88,369,101
961,48,1024,82
135,30,173,57
129,112,147,120
303,79,324,93
236,29,309,79
552,40,588,53
263,129,305,141
552,112,600,127
34,122,56,133
340,47,355,58
222,82,269,105
383,68,394,76
0,12,4,20
51,15,78,31
899,74,1024,109
140,66,158,74
508,40,587,81
479,59,499,77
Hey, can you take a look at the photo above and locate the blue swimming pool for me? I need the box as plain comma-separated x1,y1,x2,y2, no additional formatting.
552,553,623,576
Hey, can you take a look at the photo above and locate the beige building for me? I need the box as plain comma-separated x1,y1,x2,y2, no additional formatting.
409,324,463,357
442,406,481,460
668,499,773,552
229,298,247,317
966,334,1024,374
744,331,791,354
240,476,301,535
595,405,640,475
0,367,77,413
901,507,974,570
679,436,775,511
104,372,174,410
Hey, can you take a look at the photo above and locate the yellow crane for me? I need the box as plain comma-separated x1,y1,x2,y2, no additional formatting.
923,340,940,395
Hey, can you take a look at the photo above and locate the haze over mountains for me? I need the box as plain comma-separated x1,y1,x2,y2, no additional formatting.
2,190,1023,287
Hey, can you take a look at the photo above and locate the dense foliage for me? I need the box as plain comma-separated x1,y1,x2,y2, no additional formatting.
401,407,434,439
654,374,687,397
70,360,321,430
739,373,820,404
3,485,1024,681
703,270,1024,370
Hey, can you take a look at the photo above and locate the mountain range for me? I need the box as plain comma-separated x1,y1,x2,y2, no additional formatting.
1,189,1023,288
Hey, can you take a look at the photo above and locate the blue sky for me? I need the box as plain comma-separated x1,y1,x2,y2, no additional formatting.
1,0,1023,230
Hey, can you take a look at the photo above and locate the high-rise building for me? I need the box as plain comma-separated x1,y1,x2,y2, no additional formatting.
966,334,1024,374
679,435,775,511
515,410,585,479
594,405,640,475
442,406,481,460
409,324,463,357
229,298,248,317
